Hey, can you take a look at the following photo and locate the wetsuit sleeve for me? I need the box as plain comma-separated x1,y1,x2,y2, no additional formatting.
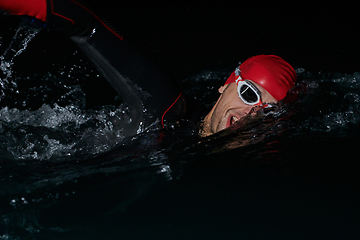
0,0,185,136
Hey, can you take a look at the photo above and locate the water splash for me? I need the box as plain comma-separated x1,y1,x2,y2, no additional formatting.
1,15,360,240
0,24,40,99
0,19,131,161
0,102,133,160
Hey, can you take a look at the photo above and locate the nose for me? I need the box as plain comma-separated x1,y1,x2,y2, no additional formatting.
243,105,253,115
247,105,263,116
232,105,253,119
234,96,259,116
237,101,253,114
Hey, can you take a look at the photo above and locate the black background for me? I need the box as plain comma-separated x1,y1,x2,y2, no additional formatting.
2,1,360,239
84,0,360,77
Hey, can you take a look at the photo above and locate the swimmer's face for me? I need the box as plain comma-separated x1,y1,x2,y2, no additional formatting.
201,82,277,136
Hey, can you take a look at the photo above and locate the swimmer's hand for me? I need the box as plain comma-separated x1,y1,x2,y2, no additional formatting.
0,0,47,22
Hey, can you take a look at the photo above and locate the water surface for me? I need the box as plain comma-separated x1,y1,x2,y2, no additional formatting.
1,12,360,240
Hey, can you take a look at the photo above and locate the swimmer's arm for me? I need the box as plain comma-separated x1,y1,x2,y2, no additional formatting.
0,0,185,135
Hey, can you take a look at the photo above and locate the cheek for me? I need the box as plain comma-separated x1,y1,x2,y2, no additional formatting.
211,104,224,129
209,99,228,131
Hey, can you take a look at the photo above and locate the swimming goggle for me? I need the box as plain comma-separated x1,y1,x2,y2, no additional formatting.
234,67,264,106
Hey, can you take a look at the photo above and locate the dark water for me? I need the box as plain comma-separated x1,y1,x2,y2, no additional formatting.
1,2,360,239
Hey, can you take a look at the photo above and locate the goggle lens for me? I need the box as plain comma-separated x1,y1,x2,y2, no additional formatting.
239,85,259,103
234,67,264,106
236,80,263,106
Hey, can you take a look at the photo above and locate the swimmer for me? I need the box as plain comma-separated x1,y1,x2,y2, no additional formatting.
0,0,297,138
200,55,297,137
0,0,186,137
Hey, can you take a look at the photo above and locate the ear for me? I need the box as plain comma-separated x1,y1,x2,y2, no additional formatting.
218,85,226,94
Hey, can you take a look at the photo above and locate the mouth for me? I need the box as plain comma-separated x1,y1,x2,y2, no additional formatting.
226,115,239,128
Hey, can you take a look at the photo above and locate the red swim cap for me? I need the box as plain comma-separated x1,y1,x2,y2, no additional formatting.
225,55,297,101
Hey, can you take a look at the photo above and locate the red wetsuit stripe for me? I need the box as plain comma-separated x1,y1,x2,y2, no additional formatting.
69,0,123,40
49,0,74,24
47,0,123,40
161,92,182,128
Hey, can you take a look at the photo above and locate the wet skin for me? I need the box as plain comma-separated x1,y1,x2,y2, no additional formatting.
201,81,277,137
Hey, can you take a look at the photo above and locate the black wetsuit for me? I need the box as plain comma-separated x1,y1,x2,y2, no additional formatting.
18,0,188,137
